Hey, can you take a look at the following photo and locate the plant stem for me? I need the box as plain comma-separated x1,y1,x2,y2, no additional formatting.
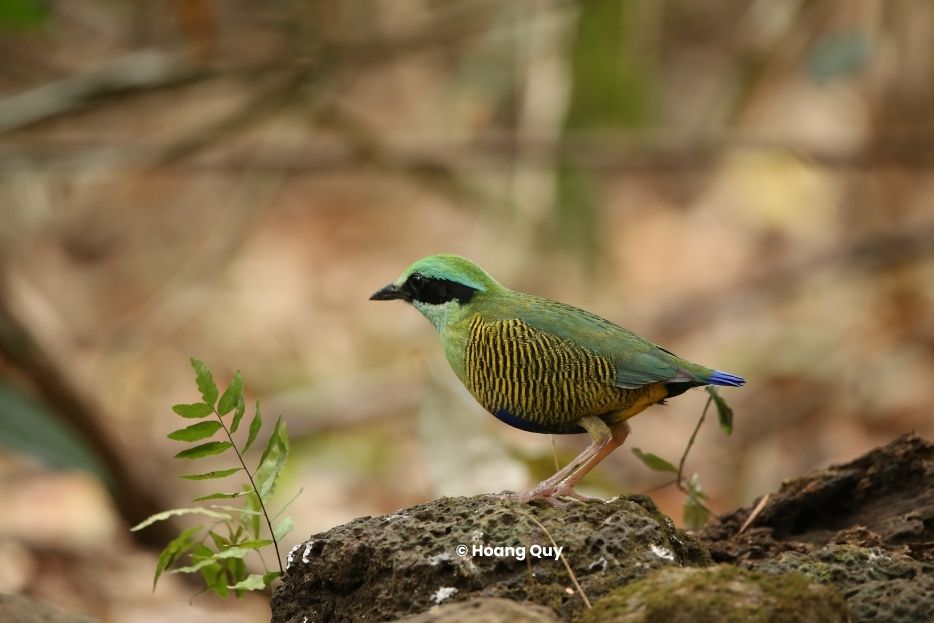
214,407,284,574
677,395,711,481
676,396,713,513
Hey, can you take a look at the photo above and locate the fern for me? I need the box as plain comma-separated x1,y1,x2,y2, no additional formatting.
131,358,296,596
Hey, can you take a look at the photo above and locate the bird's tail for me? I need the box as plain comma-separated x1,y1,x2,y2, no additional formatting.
707,370,745,387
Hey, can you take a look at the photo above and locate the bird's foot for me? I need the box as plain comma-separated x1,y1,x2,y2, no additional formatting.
494,485,563,505
495,482,601,505
552,482,602,503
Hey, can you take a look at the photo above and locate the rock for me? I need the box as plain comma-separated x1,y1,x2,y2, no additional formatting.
270,434,932,623
272,494,711,623
701,433,933,564
577,565,849,623
0,593,98,623
393,597,560,622
757,545,934,623
700,433,934,623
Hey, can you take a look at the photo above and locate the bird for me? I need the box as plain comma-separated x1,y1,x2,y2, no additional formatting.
370,254,744,503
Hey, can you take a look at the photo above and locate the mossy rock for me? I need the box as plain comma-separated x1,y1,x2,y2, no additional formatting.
576,565,849,623
272,494,711,623
757,545,934,623
393,597,560,622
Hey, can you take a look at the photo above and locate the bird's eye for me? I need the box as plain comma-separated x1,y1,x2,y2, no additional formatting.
410,273,425,286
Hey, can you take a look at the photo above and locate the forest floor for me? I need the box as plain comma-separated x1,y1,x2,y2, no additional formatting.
273,433,932,623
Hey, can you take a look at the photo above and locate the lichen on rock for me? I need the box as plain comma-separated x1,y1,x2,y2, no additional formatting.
271,494,710,623
700,433,934,623
270,434,932,623
393,597,561,622
576,565,849,623
756,545,934,623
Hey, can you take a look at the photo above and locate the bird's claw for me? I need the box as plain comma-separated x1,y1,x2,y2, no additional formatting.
552,483,602,503
495,483,603,505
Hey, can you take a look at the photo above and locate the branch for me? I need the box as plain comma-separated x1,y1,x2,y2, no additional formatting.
0,51,211,134
0,1,502,136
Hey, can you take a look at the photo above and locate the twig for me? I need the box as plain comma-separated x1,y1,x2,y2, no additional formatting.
0,1,500,136
550,435,560,472
11,131,934,172
738,494,770,534
515,509,591,610
151,70,312,166
0,51,209,134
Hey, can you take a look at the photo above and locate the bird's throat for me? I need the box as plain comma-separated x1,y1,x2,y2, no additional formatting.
412,299,462,332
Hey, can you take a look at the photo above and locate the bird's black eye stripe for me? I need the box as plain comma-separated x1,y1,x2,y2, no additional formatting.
402,273,476,305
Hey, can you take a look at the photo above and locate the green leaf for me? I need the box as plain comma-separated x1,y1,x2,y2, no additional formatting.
228,557,248,597
706,386,734,435
191,542,214,561
254,416,288,500
192,491,245,502
213,546,255,560
631,447,678,473
229,574,267,591
807,31,869,84
170,546,254,574
171,402,213,419
183,549,216,577
242,492,262,538
131,507,231,531
230,396,246,434
208,530,229,550
190,358,218,407
0,0,50,31
0,379,107,483
180,467,242,480
243,399,262,453
232,539,273,550
218,371,244,416
190,543,228,598
167,421,222,442
683,495,710,530
174,441,232,459
153,526,199,590
274,516,294,541
209,504,263,516
202,561,228,598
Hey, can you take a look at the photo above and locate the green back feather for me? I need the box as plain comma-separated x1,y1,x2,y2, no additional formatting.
458,289,710,390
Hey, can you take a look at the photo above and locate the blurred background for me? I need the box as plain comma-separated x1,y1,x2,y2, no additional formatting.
1,0,932,621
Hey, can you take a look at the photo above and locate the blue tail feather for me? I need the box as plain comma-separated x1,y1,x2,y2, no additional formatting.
707,370,745,387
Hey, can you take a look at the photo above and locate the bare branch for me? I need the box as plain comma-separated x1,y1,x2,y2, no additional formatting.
0,51,210,134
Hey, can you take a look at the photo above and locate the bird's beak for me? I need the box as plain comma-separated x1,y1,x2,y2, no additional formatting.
369,283,407,301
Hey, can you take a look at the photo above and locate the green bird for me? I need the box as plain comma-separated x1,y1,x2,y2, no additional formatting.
370,254,744,502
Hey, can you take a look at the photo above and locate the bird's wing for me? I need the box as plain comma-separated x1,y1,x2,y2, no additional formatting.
507,296,699,389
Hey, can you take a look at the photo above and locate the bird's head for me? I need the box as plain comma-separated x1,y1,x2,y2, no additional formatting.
370,254,502,331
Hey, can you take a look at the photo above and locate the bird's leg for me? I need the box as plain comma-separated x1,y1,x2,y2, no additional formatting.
552,420,630,501
505,416,612,503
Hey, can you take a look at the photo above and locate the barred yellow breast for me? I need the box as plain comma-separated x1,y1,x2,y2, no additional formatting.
462,316,665,433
